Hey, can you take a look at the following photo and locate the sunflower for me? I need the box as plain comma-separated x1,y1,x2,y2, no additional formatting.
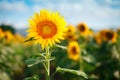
27,9,67,49
0,28,4,39
103,30,117,43
99,30,107,36
94,30,108,44
64,25,78,41
4,31,14,43
96,30,117,43
66,25,75,35
77,22,89,37
67,41,80,61
65,34,78,41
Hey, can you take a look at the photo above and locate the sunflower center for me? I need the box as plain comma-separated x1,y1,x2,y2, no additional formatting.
68,35,73,39
68,29,72,33
5,35,8,39
78,24,85,32
71,46,78,55
37,21,57,39
105,32,113,40
42,26,52,35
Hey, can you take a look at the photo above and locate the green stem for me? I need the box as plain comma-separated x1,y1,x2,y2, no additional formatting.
51,70,57,78
45,47,51,80
79,53,83,71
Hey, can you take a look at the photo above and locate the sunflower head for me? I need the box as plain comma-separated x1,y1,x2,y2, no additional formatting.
64,25,78,41
77,22,89,37
98,29,117,43
27,9,67,49
104,30,117,43
95,30,108,44
4,31,14,43
99,30,107,36
67,41,80,61
105,31,114,39
66,25,75,35
65,34,78,41
0,28,4,39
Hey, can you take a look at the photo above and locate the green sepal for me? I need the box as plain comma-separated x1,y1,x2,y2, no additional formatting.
24,37,35,42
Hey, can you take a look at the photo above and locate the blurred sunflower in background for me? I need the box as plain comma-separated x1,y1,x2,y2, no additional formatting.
98,30,117,43
0,28,4,39
103,30,117,43
77,22,89,37
65,25,78,41
95,29,117,44
99,30,107,36
65,34,78,41
95,30,108,44
27,9,67,49
4,31,14,43
66,25,76,35
67,41,80,61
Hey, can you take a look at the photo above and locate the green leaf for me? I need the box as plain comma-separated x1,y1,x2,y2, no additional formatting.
25,55,42,67
82,55,95,64
56,67,88,79
55,44,67,49
24,75,39,80
25,57,43,67
25,54,55,67
24,37,35,42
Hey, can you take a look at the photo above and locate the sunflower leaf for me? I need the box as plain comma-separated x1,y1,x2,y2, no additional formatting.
56,67,88,79
25,54,55,67
55,44,67,49
25,54,43,67
24,75,39,80
25,57,41,67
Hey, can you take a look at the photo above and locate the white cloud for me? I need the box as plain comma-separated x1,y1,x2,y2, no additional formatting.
0,19,12,25
0,19,27,29
0,1,29,12
0,0,120,30
105,0,120,5
30,0,41,3
30,0,120,30
14,21,27,29
33,5,41,12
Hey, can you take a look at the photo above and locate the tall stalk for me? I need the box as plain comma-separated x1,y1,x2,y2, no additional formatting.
45,47,51,80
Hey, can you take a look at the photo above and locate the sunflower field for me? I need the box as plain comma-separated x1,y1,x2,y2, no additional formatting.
0,9,120,80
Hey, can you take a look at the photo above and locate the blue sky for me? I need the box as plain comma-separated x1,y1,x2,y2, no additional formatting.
0,0,120,30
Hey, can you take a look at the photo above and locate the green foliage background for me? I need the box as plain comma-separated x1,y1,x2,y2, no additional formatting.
0,25,120,80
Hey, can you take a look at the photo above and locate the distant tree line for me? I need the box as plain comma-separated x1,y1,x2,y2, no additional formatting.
0,24,16,34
